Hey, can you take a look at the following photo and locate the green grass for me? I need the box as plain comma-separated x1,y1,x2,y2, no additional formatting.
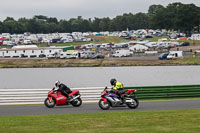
0,45,12,49
0,109,200,133
172,56,200,64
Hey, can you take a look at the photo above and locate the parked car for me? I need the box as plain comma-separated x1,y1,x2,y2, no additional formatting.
180,42,190,46
158,52,169,60
91,53,105,59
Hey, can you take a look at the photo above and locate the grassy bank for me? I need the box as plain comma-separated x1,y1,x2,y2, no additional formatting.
0,56,200,68
0,109,199,133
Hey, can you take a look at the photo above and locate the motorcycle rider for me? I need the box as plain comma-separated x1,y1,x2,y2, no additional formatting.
55,80,72,103
110,78,125,102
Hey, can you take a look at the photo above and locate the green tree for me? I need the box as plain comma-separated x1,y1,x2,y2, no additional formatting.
47,22,58,33
91,17,101,32
48,17,58,24
17,18,29,33
58,19,71,33
99,17,111,31
148,5,165,28
69,18,79,32
132,13,149,30
174,3,200,35
113,15,126,31
148,5,165,15
3,17,18,33
0,21,4,33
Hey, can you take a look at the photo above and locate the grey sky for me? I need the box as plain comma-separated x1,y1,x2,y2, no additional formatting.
0,0,199,21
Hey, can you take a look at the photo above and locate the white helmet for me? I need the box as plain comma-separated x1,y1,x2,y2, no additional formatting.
55,80,60,87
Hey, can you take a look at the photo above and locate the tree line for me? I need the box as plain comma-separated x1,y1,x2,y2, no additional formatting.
0,2,199,36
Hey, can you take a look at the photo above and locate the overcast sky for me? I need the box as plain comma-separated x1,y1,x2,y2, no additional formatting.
0,0,200,21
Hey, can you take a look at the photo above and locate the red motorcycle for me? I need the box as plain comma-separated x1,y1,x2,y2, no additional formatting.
44,87,82,108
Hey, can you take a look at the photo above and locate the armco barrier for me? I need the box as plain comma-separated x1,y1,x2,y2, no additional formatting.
125,85,200,99
0,85,200,105
0,87,104,105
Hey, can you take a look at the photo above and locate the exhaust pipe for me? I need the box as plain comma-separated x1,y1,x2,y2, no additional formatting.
71,95,80,101
125,98,134,103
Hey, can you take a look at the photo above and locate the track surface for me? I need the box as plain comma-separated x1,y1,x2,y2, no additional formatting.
0,100,199,116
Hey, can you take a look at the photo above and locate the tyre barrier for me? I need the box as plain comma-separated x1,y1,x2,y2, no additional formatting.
126,84,200,99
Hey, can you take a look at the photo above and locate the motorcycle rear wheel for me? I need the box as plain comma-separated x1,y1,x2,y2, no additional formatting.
44,98,56,108
98,99,110,110
71,98,82,107
126,98,139,109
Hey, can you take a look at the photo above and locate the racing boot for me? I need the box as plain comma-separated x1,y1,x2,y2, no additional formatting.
119,96,124,105
66,96,72,103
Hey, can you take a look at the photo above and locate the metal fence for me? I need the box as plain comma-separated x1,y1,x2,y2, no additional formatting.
1,85,200,105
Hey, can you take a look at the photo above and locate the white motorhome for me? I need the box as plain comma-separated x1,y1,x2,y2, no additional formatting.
113,50,132,57
46,52,60,59
60,51,79,59
167,51,183,59
23,39,32,44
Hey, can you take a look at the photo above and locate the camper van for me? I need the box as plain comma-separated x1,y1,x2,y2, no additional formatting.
113,50,132,57
167,51,183,59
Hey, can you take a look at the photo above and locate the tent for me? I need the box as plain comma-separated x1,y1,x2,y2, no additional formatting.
179,37,187,40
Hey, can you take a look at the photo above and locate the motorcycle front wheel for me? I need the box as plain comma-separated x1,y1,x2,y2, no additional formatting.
98,99,110,110
44,98,56,108
126,98,139,109
71,97,82,107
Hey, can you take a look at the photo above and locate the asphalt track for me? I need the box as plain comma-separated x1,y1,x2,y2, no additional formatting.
0,100,199,116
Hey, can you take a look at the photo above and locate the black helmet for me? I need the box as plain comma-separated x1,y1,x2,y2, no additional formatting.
110,79,117,86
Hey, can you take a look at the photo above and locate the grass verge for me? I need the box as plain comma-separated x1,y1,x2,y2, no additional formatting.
0,109,200,133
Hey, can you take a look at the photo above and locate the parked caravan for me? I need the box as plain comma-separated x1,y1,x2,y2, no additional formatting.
129,44,148,51
167,51,183,59
113,50,132,57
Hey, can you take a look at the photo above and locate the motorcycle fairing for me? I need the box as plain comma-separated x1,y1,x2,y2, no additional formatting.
69,90,79,96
